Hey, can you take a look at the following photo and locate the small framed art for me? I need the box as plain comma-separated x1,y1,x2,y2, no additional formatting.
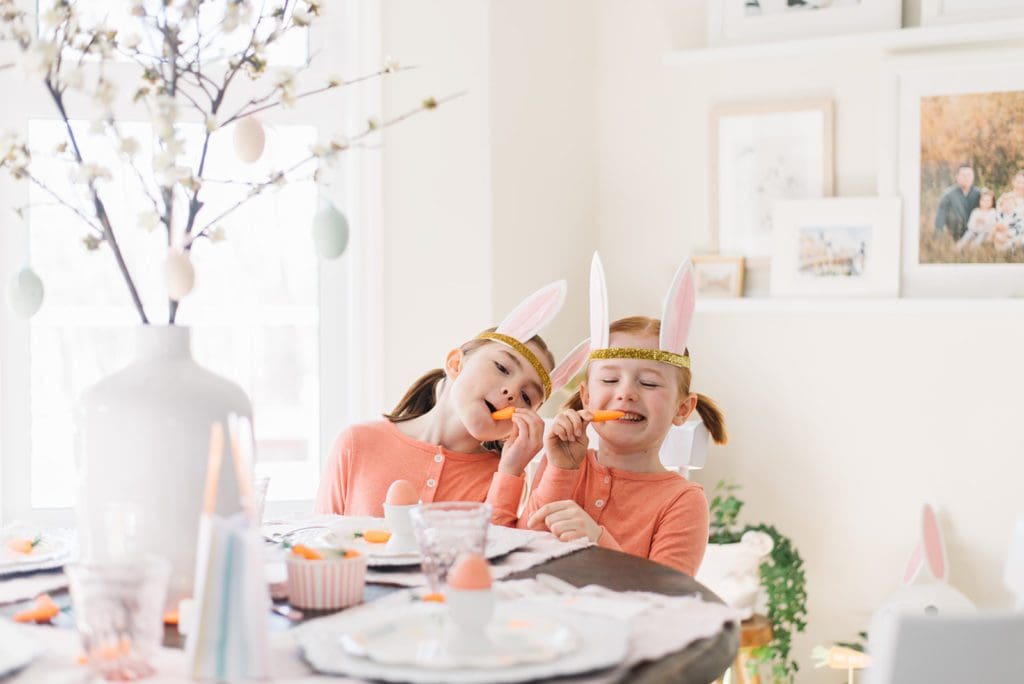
711,99,835,265
692,255,746,298
770,197,901,297
707,0,901,46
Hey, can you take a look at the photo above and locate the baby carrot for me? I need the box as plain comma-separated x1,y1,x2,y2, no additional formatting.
490,407,515,420
5,534,41,554
591,410,626,422
290,544,324,561
356,530,391,544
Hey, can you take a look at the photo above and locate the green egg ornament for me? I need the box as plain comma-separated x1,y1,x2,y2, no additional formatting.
312,199,349,259
7,267,44,319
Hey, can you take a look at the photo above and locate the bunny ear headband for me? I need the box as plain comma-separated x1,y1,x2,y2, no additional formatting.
587,251,695,369
476,281,589,402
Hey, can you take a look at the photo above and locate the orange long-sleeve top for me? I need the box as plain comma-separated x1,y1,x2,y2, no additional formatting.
314,420,526,526
518,450,709,576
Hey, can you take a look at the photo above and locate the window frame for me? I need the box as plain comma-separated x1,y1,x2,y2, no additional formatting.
0,0,383,524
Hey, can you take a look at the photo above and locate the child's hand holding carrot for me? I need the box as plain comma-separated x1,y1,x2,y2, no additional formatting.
544,409,594,470
497,408,545,477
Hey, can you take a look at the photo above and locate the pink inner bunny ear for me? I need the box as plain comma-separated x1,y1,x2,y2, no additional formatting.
903,542,924,585
548,339,590,396
496,280,567,342
590,253,609,350
922,504,947,581
660,260,695,355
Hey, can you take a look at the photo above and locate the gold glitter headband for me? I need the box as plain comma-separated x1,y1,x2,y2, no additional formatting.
589,347,691,369
476,332,552,399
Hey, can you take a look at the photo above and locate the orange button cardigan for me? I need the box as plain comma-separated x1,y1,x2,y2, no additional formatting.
518,450,709,576
314,420,525,526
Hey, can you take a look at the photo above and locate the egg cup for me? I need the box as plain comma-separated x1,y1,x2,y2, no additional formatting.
383,503,419,554
443,587,495,655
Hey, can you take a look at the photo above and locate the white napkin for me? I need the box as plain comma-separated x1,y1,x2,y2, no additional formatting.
185,513,272,682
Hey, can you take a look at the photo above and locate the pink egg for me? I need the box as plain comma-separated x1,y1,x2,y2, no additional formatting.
385,479,418,506
448,553,491,590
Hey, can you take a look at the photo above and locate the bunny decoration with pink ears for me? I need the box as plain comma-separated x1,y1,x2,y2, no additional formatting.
868,504,976,653
476,280,590,403
588,251,696,370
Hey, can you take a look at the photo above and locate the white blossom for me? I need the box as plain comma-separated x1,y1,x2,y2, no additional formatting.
383,55,400,74
205,115,217,133
20,40,58,78
120,32,141,50
93,79,116,109
62,67,84,90
139,211,161,232
120,137,140,158
74,162,113,183
292,7,313,26
209,226,227,242
152,94,178,142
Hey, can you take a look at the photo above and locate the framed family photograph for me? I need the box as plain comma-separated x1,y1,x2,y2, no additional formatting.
921,0,1024,25
691,255,746,298
770,197,901,296
707,0,901,46
883,50,1024,296
711,99,834,265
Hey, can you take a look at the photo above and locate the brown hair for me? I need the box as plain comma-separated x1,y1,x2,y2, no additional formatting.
384,328,556,424
563,315,727,444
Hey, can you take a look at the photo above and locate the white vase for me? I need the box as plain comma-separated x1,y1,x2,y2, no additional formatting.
76,325,252,609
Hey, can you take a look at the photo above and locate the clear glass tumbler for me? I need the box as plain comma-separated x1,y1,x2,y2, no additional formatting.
409,502,491,593
66,555,170,681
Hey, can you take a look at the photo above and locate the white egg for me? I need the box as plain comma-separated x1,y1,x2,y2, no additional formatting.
164,250,195,300
312,199,350,259
233,116,266,164
7,267,44,319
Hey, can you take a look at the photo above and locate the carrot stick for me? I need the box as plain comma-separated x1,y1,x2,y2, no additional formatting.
490,407,515,420
591,410,626,422
203,423,224,516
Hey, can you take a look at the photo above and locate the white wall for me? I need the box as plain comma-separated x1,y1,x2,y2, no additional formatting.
594,0,1024,679
380,0,595,406
379,1,1024,680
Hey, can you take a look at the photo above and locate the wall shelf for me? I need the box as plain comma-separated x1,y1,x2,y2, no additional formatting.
663,18,1024,67
695,297,1024,314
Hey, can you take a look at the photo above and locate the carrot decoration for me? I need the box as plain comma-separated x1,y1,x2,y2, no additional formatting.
355,530,391,544
422,592,446,603
490,407,515,420
290,544,324,561
5,534,42,555
591,410,626,422
13,593,60,623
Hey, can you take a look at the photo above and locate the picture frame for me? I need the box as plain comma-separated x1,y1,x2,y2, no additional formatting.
691,255,746,298
710,99,835,269
880,49,1024,297
920,0,1024,26
707,0,902,46
770,197,901,297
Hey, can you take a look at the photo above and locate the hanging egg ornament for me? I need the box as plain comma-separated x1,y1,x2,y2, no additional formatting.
312,199,350,259
164,249,195,301
7,267,44,319
233,116,266,164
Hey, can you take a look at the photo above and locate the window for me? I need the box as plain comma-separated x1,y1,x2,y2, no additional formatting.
0,1,382,523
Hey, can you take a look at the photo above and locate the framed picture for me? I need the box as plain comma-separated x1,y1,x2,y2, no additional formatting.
692,255,746,298
921,0,1024,25
711,99,835,266
707,0,901,46
770,197,901,296
881,50,1024,296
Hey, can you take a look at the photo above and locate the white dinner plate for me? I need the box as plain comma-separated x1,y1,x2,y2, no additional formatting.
339,601,577,669
289,517,538,568
298,597,629,684
0,621,44,678
0,527,74,574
